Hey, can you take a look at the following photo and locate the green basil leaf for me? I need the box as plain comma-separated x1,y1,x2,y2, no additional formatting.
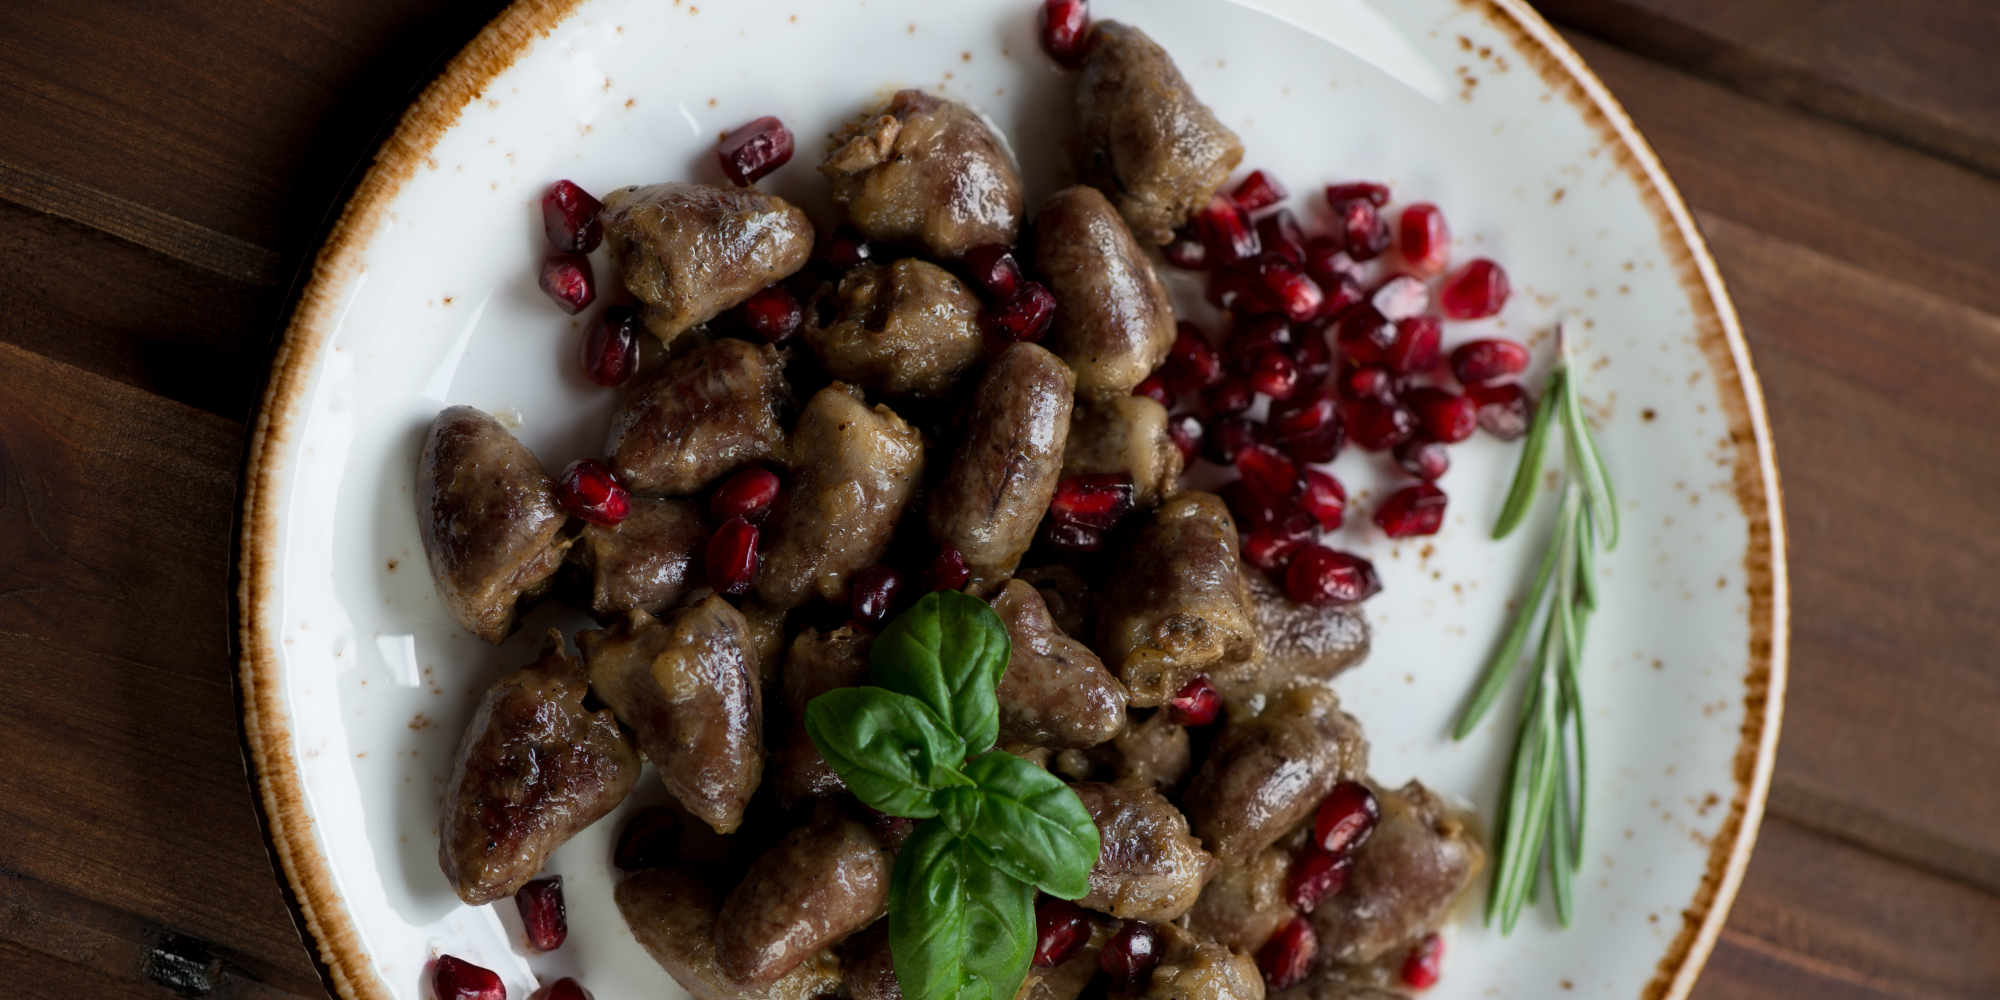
806,687,968,819
958,854,1037,1000
934,784,983,838
871,590,1011,753
890,821,974,1000
956,752,1100,899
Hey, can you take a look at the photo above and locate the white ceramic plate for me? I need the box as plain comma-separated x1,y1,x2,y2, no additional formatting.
235,1,1787,998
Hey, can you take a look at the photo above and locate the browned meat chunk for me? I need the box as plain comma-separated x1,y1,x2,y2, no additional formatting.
574,496,711,621
600,182,815,345
715,812,894,987
1062,394,1184,508
617,868,845,1000
1033,185,1176,397
1076,22,1244,244
772,627,874,807
757,384,925,609
740,595,791,695
1016,563,1093,640
1311,781,1484,965
820,90,1024,259
1185,845,1294,955
1099,710,1193,792
991,579,1128,749
1215,571,1370,702
577,597,763,833
929,343,1076,595
1072,781,1215,922
803,258,986,398
416,406,571,643
607,338,791,496
1182,686,1368,861
1096,492,1258,706
1113,923,1265,1000
838,920,899,1000
1020,912,1119,1000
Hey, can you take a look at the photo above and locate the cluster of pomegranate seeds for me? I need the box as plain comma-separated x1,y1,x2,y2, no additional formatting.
540,253,596,315
515,876,568,952
1164,676,1222,726
1257,916,1319,989
964,244,1024,300
739,284,804,344
1439,258,1510,319
1032,898,1092,967
923,546,970,592
1285,546,1382,605
1401,933,1444,990
1100,921,1162,988
717,116,794,187
1285,848,1353,911
580,305,640,386
706,517,761,594
1315,782,1382,855
1037,0,1092,68
542,180,604,254
1374,483,1448,538
711,467,782,523
1399,203,1450,277
981,282,1058,343
556,459,631,526
433,956,505,1000
614,807,681,871
531,978,592,1000
850,564,907,630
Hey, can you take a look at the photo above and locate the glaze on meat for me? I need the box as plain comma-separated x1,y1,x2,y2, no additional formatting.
772,627,874,808
991,579,1129,749
820,90,1024,259
1310,781,1484,965
1182,686,1368,861
803,258,987,398
417,406,572,643
607,337,792,496
1216,570,1370,702
574,495,711,621
1063,394,1185,509
1095,491,1259,706
1033,185,1178,397
1072,781,1216,922
616,868,846,1000
600,182,815,345
715,811,894,987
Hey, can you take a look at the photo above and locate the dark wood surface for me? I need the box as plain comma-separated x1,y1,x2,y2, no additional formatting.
1,1,1996,996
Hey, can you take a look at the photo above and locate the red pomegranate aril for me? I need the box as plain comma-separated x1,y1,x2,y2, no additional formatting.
1399,203,1451,278
1374,483,1448,538
706,517,761,594
1286,545,1382,606
1165,675,1223,726
1325,181,1391,209
1195,194,1260,266
1291,330,1333,386
1246,253,1324,323
1204,375,1254,415
1033,898,1092,968
1235,444,1302,509
540,254,596,314
1316,272,1366,322
718,115,795,187
1038,0,1092,69
1339,200,1391,261
541,180,604,254
1167,322,1225,390
1257,916,1319,990
1285,847,1354,911
1395,434,1451,481
982,282,1058,343
1371,275,1429,322
1402,934,1444,990
964,243,1024,300
1221,480,1284,534
740,284,804,344
1226,316,1291,369
711,467,781,523
1134,375,1177,410
1231,169,1290,212
814,226,872,271
580,305,641,387
1439,258,1510,319
1279,418,1344,465
1040,518,1105,555
531,978,592,1000
1450,337,1531,384
1256,209,1307,266
432,955,505,1000
1100,922,1163,988
1050,472,1136,531
1248,350,1299,400
1203,416,1260,466
516,876,568,952
1403,387,1478,443
1335,306,1395,365
923,546,970,592
1317,781,1384,855
1302,235,1361,288
1339,364,1398,404
1465,381,1532,440
1345,399,1416,451
1385,316,1443,375
1168,414,1204,461
615,807,681,871
1300,469,1347,531
850,564,908,629
1269,389,1336,444
1163,226,1208,270
556,458,631,526
1242,509,1315,573
1205,261,1261,313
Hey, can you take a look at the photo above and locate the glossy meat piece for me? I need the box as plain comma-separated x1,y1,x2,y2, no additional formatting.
1063,394,1185,508
1016,564,1092,641
990,580,1128,749
438,632,640,904
820,89,1024,259
715,813,894,987
1071,781,1216,922
577,597,764,833
928,343,1076,596
1182,686,1368,861
838,920,899,1000
757,383,926,609
1020,913,1119,1000
600,182,815,344
575,496,711,621
417,406,571,643
1076,22,1244,244
617,868,845,1000
740,596,791,695
803,258,986,398
1185,845,1294,954
1033,185,1177,397
1213,571,1371,702
1097,710,1193,792
1113,923,1265,1000
1095,492,1259,707
607,338,791,496
772,627,874,807
1311,781,1483,965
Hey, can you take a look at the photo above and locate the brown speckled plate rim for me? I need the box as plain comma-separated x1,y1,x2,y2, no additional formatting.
232,2,1789,998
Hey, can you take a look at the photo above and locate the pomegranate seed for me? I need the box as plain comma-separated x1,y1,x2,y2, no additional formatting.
1038,0,1092,69
580,305,640,387
531,979,591,1000
1244,253,1324,323
740,284,803,344
718,116,794,187
541,180,604,254
1324,182,1390,208
923,547,969,592
1248,350,1299,400
1277,418,1344,465
1465,381,1532,440
1403,387,1478,443
1345,399,1416,451
1339,364,1399,404
1033,898,1091,967
1163,226,1208,270
1221,480,1284,534
1316,272,1366,321
1285,847,1354,911
1231,170,1289,212
1256,209,1307,266
814,226,872,272
1040,518,1105,555
1050,473,1136,531
1205,261,1260,313
1300,469,1346,531
1291,330,1333,387
1302,236,1360,289
1374,483,1448,538
711,467,782,523
1450,338,1531,384
706,516,761,594
1203,416,1259,465
1334,306,1394,365
1204,375,1254,415
556,459,631,526
850,564,908,629
1235,444,1302,509
963,244,1024,300
1399,203,1451,278
1168,414,1204,461
1284,546,1382,606
1226,316,1291,369
1195,195,1260,266
1395,434,1451,481
982,282,1057,343
540,254,596,314
1257,916,1318,990
432,956,505,1000
615,807,681,871
1370,275,1429,321
1100,922,1162,988
1164,676,1223,726
1385,316,1443,375
1402,934,1444,990
1439,258,1510,319
1166,322,1225,390
1134,375,1177,410
516,876,568,952
1241,509,1315,573
1268,389,1336,446
1339,201,1391,261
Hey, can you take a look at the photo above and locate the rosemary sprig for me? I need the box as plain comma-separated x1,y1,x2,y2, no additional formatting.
1455,321,1616,933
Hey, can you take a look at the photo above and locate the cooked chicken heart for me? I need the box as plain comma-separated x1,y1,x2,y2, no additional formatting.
1062,394,1185,508
820,89,1024,259
574,495,711,621
1033,185,1177,397
607,337,791,496
714,811,894,987
1310,781,1484,965
600,182,815,345
772,626,874,808
1096,491,1259,706
1185,844,1295,955
1112,923,1265,1000
991,579,1128,749
1020,912,1120,1000
617,868,845,1000
1072,781,1216,922
1215,570,1370,702
804,257,986,398
1182,686,1368,861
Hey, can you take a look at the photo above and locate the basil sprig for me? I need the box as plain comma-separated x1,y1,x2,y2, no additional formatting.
806,591,1101,1000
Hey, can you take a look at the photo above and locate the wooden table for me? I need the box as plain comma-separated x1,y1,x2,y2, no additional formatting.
1,1,1995,996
